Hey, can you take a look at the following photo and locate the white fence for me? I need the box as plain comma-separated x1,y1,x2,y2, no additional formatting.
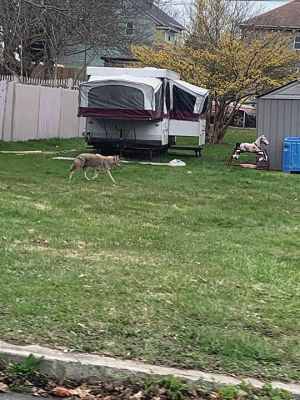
0,80,85,142
0,75,83,90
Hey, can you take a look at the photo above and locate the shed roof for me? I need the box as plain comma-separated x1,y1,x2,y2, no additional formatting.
257,80,300,99
241,0,300,30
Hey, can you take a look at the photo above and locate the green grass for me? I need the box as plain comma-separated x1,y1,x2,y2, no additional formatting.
0,128,299,381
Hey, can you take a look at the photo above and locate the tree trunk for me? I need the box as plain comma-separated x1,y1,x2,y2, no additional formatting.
207,123,228,144
206,103,230,144
2,43,19,75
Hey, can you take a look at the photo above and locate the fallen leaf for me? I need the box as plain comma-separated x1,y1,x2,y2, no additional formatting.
52,387,93,399
71,387,93,399
32,388,48,397
0,383,10,393
158,388,167,395
51,387,73,397
130,390,144,399
210,392,221,400
237,389,248,399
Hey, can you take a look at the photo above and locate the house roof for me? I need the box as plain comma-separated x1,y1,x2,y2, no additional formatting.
241,0,300,30
134,0,185,31
256,80,300,99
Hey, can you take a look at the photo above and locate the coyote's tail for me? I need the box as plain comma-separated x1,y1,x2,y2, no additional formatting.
70,157,81,172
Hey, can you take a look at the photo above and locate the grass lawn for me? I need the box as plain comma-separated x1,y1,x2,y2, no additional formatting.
0,129,299,382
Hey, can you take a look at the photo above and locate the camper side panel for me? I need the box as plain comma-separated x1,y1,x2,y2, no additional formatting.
169,119,206,145
85,118,169,147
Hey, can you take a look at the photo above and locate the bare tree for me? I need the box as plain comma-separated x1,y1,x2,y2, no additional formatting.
0,0,34,77
186,0,258,49
0,0,143,79
154,0,182,20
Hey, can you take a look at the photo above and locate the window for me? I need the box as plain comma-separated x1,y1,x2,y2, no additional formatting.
126,22,134,35
173,86,196,114
88,85,144,110
165,31,176,43
294,36,300,50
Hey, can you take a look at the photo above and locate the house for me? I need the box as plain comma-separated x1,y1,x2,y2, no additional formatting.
240,0,300,54
56,0,185,78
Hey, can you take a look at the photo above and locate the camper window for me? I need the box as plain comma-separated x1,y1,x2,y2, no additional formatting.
88,85,144,109
173,86,196,114
165,82,171,111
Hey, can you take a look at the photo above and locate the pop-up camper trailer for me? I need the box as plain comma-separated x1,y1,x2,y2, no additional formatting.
78,67,209,154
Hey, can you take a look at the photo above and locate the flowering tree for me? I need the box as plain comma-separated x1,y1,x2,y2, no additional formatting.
133,0,299,143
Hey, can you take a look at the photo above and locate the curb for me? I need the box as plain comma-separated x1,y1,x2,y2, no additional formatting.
0,341,299,398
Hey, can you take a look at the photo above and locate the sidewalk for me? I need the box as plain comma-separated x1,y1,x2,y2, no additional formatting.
0,341,299,398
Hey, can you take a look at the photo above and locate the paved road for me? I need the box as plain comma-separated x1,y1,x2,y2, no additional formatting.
0,395,55,400
0,395,35,400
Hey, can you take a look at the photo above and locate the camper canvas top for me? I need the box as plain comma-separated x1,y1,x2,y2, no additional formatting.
86,67,180,80
79,67,209,121
78,74,164,119
175,80,208,97
88,75,162,91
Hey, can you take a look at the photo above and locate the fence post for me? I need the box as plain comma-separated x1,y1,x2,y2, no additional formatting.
0,80,8,140
67,78,73,89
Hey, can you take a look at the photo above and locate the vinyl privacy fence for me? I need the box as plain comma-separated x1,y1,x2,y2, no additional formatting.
0,81,85,142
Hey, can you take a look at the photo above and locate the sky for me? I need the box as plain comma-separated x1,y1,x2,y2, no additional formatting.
255,0,290,12
174,0,291,11
171,0,292,26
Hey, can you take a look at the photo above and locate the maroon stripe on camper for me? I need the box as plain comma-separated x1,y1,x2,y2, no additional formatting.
169,110,199,121
78,108,162,120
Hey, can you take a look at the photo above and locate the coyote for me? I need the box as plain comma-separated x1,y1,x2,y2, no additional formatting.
69,153,123,184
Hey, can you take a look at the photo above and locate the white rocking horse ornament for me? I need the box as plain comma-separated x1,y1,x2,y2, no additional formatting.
231,135,269,162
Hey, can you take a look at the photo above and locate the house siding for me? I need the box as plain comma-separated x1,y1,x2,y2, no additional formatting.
240,0,300,68
57,2,184,76
57,15,157,76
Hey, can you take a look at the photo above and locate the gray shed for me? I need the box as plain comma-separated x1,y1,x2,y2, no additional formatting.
256,80,300,170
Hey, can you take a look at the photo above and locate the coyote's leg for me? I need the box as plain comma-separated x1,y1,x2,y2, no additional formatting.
84,166,90,181
69,159,81,180
69,170,76,180
91,169,99,180
105,169,116,184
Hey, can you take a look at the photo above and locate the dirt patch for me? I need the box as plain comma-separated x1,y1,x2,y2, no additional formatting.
33,202,53,211
64,249,152,264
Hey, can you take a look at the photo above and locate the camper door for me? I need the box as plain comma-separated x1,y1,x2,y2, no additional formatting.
169,80,209,145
